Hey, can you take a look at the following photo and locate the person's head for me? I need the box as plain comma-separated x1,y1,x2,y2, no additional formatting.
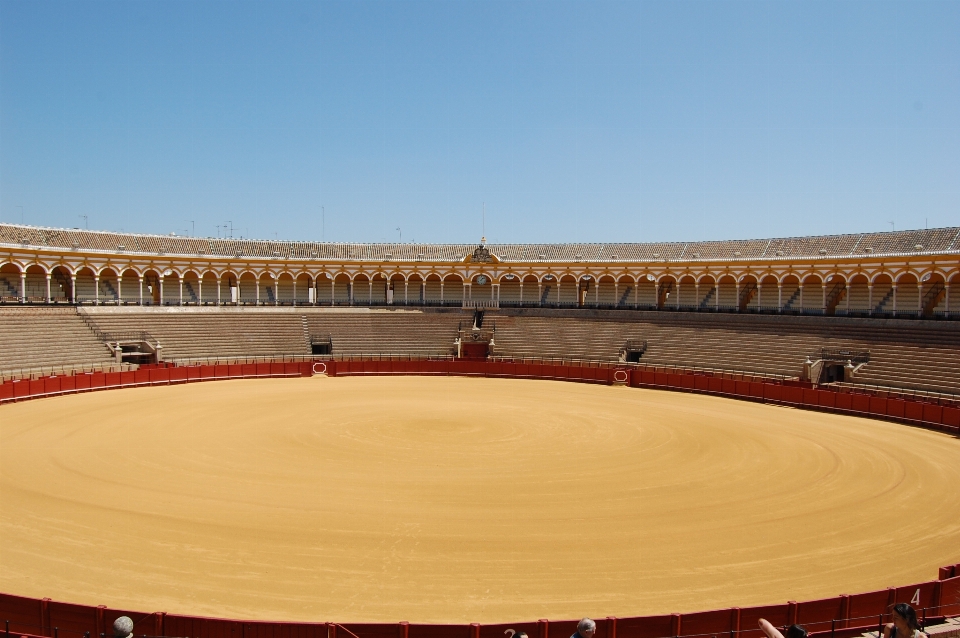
515,633,528,638
892,603,920,632
578,619,597,638
786,625,807,638
112,617,133,638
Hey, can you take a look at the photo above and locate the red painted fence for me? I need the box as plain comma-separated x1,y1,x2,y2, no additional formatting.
0,362,315,404
2,359,958,436
321,359,960,436
0,569,958,638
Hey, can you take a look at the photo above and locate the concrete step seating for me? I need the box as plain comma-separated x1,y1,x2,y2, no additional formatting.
84,310,309,360
304,311,462,356
0,307,115,374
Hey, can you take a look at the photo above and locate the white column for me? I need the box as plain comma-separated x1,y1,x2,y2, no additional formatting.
45,274,51,303
614,282,619,308
538,282,543,306
594,281,599,306
198,279,202,305
694,282,699,310
556,281,561,304
331,280,336,305
159,278,164,305
94,274,100,305
821,282,827,314
139,276,144,306
892,284,898,316
274,280,279,306
945,282,951,317
405,281,409,304
292,280,297,306
117,276,122,304
867,284,873,315
734,280,739,312
756,284,762,310
20,272,26,303
216,278,221,306
440,281,445,302
845,283,850,314
715,283,720,311
676,281,681,309
634,281,639,308
71,274,77,304
798,285,804,313
519,282,523,306
777,282,783,312
369,280,373,304
178,278,183,306
917,282,923,316
256,279,260,305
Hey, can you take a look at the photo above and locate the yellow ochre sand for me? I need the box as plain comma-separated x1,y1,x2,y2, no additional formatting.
2,376,959,624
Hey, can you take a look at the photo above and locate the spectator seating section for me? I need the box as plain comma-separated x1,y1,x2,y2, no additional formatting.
3,306,960,395
487,310,960,394
303,311,462,356
84,309,310,360
0,307,115,375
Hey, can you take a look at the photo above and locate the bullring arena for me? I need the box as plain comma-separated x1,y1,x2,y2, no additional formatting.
1,222,960,638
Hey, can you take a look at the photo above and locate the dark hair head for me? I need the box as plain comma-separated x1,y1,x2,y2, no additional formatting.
786,625,807,638
515,633,528,638
892,603,919,630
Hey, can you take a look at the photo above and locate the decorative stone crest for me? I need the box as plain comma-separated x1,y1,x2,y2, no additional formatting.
471,243,492,263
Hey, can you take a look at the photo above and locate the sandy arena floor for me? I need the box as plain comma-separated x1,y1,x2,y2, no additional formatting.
1,376,959,624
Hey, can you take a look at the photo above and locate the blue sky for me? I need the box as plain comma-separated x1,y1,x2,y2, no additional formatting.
1,0,958,244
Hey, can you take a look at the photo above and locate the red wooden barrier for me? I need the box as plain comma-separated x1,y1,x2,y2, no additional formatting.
904,401,923,422
922,403,942,425
0,573,957,638
850,394,870,413
43,376,61,395
615,614,673,638
941,575,960,615
818,390,836,408
886,399,906,419
677,609,732,636
835,392,852,411
26,378,44,397
894,581,937,610
61,375,77,392
944,407,960,429
796,597,844,628
0,381,12,401
869,396,888,417
846,589,890,624
105,372,121,387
